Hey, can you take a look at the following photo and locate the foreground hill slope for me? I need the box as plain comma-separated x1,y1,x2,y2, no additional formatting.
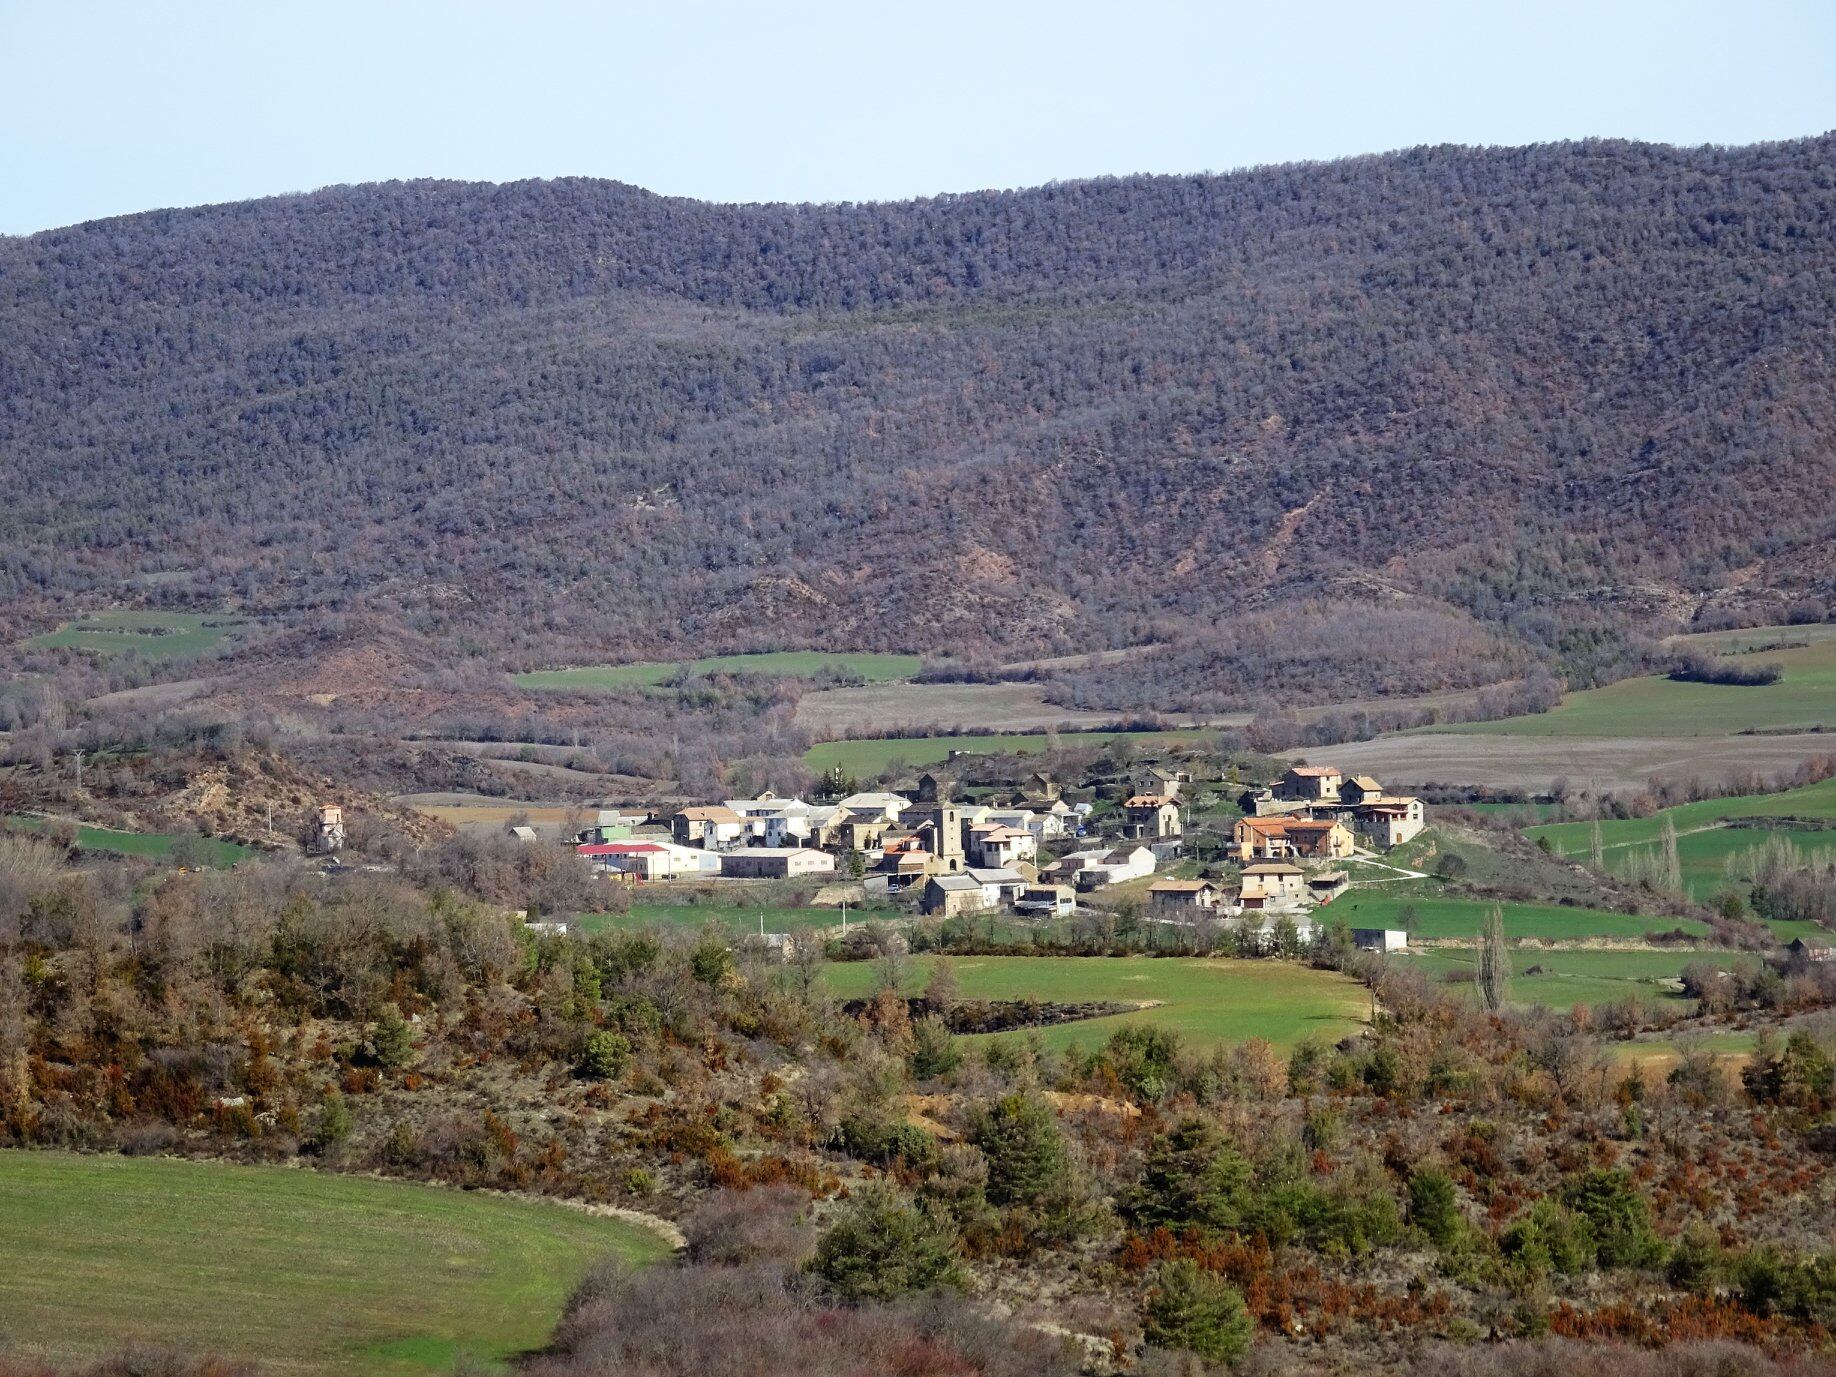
3,138,1833,665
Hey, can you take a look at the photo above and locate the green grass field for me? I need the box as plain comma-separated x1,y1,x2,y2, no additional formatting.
0,1151,668,1376
4,817,251,868
578,902,896,936
823,955,1368,1052
1524,776,1836,913
1438,634,1836,738
516,651,924,691
804,728,1213,775
1323,891,1709,942
1530,777,1836,855
23,610,248,660
1395,947,1748,1010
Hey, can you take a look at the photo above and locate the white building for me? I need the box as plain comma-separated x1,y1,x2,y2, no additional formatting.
969,824,1038,869
718,847,837,880
577,840,721,881
1075,845,1157,890
1351,798,1427,849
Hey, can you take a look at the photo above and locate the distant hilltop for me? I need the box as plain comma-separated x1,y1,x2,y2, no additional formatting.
3,136,1833,702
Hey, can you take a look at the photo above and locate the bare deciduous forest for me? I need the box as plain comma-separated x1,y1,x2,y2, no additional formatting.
3,138,1833,705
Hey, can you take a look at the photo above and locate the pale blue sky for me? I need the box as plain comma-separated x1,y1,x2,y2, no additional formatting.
3,0,1834,235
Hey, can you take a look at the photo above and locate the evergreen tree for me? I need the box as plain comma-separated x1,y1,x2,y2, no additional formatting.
1121,1117,1253,1234
967,1093,1070,1208
366,1003,414,1070
808,1186,962,1301
1141,1259,1254,1364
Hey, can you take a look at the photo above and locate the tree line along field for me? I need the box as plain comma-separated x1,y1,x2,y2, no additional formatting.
0,1151,668,1376
21,610,250,660
803,727,1216,775
1436,631,1836,739
514,651,925,691
822,955,1370,1052
577,902,895,937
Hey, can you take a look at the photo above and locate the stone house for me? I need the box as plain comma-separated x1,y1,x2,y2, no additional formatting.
1147,878,1224,917
1277,766,1343,803
1122,794,1183,841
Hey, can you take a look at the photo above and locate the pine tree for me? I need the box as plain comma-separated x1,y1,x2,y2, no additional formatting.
968,1093,1070,1208
1142,1259,1254,1363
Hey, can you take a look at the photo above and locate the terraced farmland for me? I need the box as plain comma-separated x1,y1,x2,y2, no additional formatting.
1526,775,1836,911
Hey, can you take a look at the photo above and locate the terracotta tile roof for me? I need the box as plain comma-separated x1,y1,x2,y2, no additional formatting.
678,806,742,824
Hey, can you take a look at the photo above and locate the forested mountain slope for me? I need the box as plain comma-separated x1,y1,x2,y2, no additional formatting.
3,138,1833,670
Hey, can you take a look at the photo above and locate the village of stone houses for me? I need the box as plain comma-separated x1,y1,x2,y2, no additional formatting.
547,757,1427,956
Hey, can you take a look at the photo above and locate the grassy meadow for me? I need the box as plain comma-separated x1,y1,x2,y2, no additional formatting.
0,1151,668,1376
1321,891,1709,942
1525,776,1836,905
804,728,1214,775
1439,632,1836,738
23,610,248,660
823,955,1369,1052
1529,776,1836,855
516,651,923,691
4,816,252,868
1394,947,1749,1011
